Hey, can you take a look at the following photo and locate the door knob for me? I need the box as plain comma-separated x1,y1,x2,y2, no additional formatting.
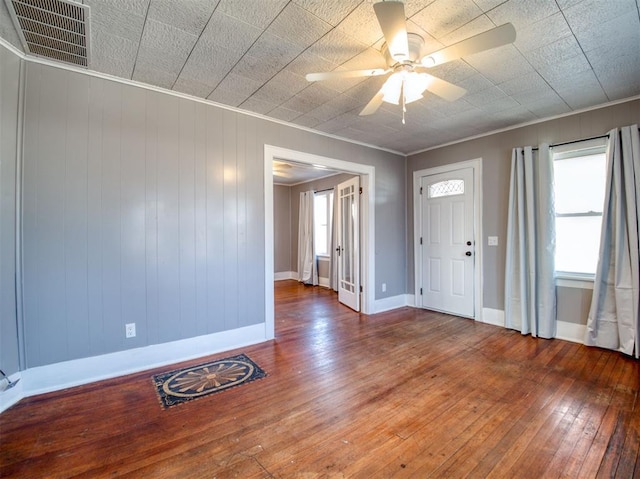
465,251,472,256
466,241,472,246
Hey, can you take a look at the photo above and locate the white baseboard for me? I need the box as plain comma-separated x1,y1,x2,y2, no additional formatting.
319,277,330,288
556,321,586,343
374,294,412,313
482,308,505,327
274,271,296,281
480,308,586,344
1,323,267,414
0,373,23,413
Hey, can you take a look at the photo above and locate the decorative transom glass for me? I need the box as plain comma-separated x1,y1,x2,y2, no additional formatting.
428,179,464,198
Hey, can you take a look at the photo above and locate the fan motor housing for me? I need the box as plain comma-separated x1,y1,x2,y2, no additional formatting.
382,32,424,67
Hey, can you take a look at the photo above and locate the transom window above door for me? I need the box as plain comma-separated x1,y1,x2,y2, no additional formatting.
428,179,465,198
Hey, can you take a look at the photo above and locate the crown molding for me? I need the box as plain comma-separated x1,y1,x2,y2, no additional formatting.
4,36,638,161
407,94,640,156
0,38,405,157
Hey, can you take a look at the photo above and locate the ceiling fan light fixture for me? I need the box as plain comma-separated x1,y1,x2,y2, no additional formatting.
403,73,431,103
380,73,403,105
421,56,437,67
391,50,408,62
308,2,515,118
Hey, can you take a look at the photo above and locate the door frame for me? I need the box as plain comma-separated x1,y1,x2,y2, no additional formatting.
264,145,375,339
413,158,483,321
336,176,360,311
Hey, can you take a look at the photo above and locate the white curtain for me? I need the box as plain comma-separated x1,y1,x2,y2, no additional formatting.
298,190,318,285
505,145,557,338
329,186,339,291
585,125,640,358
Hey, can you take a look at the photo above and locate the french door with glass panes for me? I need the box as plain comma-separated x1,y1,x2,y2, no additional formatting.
336,177,360,311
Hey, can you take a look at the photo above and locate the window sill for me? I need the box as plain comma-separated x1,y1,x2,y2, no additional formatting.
555,272,594,290
316,254,330,260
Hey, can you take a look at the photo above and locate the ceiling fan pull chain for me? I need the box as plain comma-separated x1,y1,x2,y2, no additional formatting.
402,78,406,124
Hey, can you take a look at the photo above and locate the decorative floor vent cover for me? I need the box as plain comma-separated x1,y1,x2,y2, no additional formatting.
5,0,90,67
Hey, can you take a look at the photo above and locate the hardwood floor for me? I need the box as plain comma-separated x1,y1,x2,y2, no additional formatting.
1,280,638,478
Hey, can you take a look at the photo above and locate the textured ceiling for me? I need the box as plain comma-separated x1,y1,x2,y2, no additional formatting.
273,160,340,185
1,0,639,154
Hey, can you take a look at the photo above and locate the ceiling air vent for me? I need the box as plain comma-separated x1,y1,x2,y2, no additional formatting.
5,0,90,67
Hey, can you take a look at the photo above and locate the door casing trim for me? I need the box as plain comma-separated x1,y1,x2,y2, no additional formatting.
264,145,375,339
413,159,483,320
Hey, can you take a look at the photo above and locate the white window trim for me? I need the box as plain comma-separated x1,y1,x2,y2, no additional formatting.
314,189,333,257
555,272,594,289
552,138,607,278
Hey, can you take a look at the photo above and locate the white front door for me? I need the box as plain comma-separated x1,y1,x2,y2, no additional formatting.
337,177,360,311
419,167,475,317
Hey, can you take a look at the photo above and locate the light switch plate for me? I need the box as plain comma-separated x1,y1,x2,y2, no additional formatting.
488,236,499,246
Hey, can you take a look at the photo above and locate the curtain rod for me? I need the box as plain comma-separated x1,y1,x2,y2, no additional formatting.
531,133,610,151
315,187,334,194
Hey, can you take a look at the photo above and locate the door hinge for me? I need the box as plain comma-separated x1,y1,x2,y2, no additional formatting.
420,237,423,245
359,186,363,194
360,285,363,293
420,186,423,195
420,287,423,295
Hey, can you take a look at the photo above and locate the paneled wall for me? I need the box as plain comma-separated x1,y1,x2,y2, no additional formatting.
0,47,20,375
407,99,640,317
19,61,406,368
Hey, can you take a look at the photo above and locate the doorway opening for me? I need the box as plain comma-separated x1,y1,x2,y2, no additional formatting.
264,145,376,339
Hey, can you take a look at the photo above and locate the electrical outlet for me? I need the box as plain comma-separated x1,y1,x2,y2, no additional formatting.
125,323,136,338
382,283,387,292
488,236,499,246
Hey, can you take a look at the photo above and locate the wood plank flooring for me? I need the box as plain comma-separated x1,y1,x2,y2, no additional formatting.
1,280,638,478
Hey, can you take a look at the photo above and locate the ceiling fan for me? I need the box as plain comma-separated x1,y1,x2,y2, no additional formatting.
306,1,516,122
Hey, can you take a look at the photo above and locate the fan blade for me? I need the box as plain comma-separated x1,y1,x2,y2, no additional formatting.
413,71,467,101
359,91,384,116
421,23,516,67
373,1,409,62
306,68,388,82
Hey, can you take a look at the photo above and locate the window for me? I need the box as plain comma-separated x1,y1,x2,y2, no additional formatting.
553,139,607,275
428,179,464,198
314,190,333,256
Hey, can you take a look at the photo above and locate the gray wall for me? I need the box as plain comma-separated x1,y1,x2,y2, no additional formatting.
17,60,405,368
0,47,20,375
273,184,291,273
557,286,593,326
407,99,640,317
